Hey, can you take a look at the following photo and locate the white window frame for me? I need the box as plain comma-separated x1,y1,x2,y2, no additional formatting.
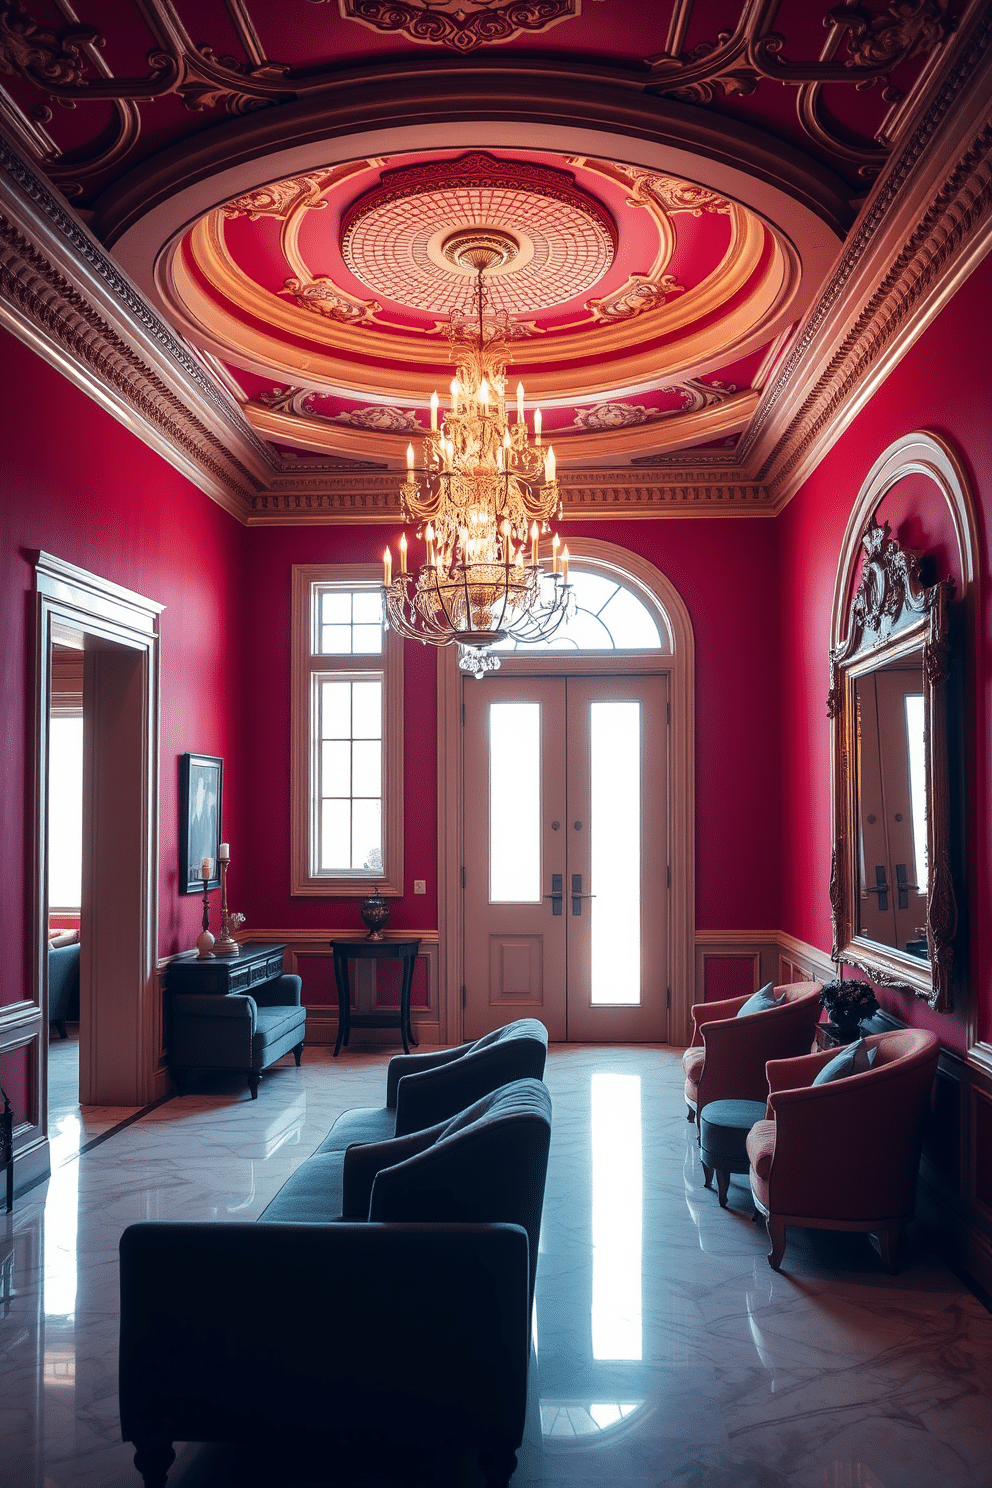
291,564,403,897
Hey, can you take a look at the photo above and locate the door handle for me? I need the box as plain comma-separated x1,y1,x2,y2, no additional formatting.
571,873,596,916
866,864,890,911
545,872,563,916
894,863,920,908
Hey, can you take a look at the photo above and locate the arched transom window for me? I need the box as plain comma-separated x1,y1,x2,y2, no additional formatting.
495,568,668,653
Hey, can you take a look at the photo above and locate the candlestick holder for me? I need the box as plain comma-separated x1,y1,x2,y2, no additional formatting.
195,875,215,959
214,854,240,957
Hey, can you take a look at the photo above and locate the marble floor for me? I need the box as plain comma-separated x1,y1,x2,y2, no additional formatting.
2,1044,991,1488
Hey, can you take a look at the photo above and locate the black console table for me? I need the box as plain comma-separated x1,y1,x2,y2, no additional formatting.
330,939,421,1057
166,943,287,998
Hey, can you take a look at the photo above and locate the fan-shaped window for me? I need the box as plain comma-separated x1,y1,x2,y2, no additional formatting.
495,569,666,652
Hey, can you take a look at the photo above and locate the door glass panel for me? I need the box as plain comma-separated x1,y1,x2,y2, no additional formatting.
490,701,541,903
905,693,927,892
590,701,641,1005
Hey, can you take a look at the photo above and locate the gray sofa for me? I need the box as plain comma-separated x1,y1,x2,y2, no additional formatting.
119,1077,552,1488
325,1016,549,1147
168,972,306,1098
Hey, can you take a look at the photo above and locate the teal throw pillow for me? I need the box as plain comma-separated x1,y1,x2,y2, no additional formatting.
812,1037,878,1085
736,983,786,1017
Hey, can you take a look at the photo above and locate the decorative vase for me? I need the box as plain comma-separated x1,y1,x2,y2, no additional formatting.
361,886,390,941
830,1017,863,1045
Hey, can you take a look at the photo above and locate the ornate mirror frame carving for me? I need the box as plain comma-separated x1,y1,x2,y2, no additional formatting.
827,432,977,1017
828,516,956,1010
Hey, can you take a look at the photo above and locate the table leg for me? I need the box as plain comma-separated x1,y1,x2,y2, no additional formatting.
399,952,418,1054
332,954,351,1057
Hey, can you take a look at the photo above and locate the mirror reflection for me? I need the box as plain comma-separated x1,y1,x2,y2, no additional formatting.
855,656,929,959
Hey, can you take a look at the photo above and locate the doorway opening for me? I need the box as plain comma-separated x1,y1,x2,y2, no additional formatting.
34,554,164,1156
438,540,695,1047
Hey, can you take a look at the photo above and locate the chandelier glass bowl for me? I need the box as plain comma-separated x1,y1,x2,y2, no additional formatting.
383,232,573,677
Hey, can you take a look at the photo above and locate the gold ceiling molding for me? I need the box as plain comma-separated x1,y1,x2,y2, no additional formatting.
243,387,760,464
246,466,773,525
166,199,784,406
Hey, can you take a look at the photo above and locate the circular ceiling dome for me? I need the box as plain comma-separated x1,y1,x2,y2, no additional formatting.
340,151,616,315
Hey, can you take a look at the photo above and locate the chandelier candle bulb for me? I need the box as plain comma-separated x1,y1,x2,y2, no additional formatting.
406,442,414,472
531,521,539,566
517,383,525,424
383,547,392,587
534,407,542,445
561,545,570,585
430,391,438,431
399,533,408,574
552,533,560,573
479,378,489,406
425,523,436,566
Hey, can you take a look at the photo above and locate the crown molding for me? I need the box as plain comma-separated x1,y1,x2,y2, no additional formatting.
0,129,274,520
744,4,992,511
247,465,771,525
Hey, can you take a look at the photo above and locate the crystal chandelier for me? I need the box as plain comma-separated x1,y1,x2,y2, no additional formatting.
382,229,572,678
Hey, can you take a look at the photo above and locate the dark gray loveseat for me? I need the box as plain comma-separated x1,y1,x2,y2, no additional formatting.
119,1077,552,1488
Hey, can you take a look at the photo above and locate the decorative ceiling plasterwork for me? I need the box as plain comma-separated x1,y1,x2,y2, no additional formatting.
158,147,788,465
0,3,988,525
331,0,582,52
0,1,958,207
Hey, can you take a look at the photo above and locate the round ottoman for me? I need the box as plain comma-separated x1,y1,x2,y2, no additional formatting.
699,1098,767,1208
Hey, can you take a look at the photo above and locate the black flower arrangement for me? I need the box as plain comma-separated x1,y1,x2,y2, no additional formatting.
819,978,879,1033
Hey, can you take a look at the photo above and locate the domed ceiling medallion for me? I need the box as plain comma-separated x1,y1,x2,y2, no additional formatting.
340,152,616,316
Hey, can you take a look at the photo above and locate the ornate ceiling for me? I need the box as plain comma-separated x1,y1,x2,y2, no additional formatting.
0,0,986,517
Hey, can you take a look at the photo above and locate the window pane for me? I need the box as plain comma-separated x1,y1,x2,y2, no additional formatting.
353,624,383,655
353,591,383,624
320,799,351,870
317,588,384,655
321,592,351,624
599,588,661,649
49,717,83,908
321,623,354,655
490,702,541,903
590,701,641,1004
321,740,350,794
352,799,382,873
352,740,381,797
320,681,351,738
352,682,382,738
315,676,384,875
496,569,666,654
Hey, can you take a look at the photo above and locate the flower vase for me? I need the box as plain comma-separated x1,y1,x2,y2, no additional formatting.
361,886,390,941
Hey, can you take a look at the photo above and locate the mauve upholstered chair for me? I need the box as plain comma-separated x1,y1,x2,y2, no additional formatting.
746,1027,939,1272
319,1016,549,1149
682,982,823,1123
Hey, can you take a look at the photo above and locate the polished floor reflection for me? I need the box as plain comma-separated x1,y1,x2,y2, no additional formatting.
2,1044,991,1487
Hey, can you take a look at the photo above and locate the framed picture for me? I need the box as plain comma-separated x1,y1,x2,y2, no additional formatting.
179,753,223,894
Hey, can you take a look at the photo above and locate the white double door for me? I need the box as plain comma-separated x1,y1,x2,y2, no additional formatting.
462,673,669,1042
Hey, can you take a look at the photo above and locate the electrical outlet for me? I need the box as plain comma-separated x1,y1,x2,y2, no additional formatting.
413,879,427,895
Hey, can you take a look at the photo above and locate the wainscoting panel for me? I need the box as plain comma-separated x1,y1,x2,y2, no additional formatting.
489,935,544,1010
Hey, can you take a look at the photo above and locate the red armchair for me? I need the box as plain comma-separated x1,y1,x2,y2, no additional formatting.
682,982,823,1123
746,1028,939,1272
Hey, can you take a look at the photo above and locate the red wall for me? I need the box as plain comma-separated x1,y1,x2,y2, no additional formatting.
243,514,783,938
1,327,248,1017
778,252,992,1053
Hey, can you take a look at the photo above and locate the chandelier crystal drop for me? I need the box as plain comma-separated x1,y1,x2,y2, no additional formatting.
382,231,573,678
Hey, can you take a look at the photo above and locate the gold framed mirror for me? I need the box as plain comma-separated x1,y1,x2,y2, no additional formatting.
828,515,957,1012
